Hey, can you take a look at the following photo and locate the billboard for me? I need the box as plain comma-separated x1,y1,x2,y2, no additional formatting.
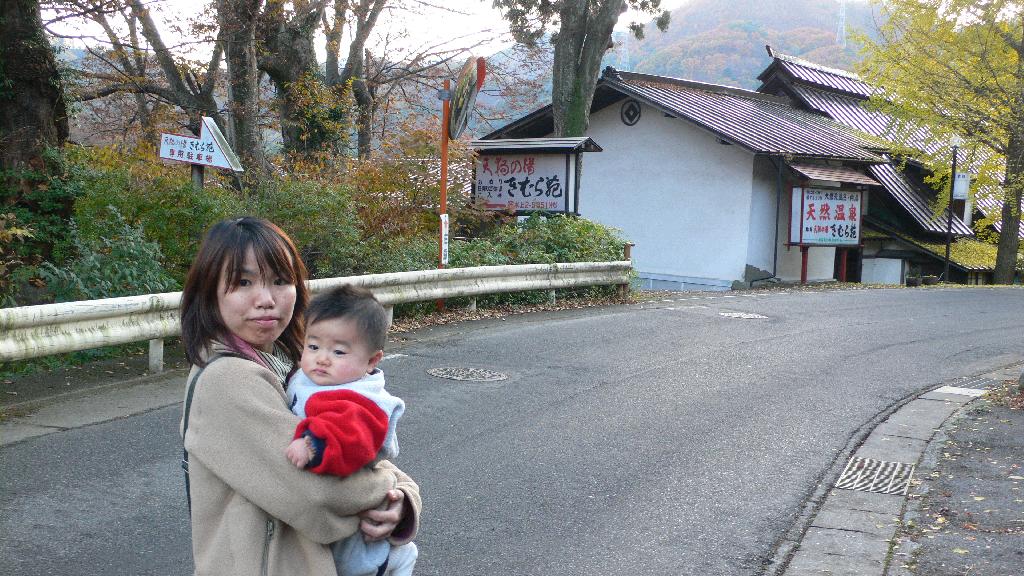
474,153,577,214
790,187,862,246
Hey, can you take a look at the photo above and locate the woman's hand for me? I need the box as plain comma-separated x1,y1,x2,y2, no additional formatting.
359,489,406,542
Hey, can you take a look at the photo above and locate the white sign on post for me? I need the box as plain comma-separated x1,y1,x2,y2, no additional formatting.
475,153,574,213
790,187,863,246
439,214,450,265
952,172,972,200
159,117,243,172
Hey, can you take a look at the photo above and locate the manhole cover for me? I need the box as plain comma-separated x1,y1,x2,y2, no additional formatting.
836,456,915,496
719,312,767,319
427,367,508,382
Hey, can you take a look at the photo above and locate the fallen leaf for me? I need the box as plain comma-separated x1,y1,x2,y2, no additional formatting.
952,548,969,555
973,496,986,501
1008,475,1024,480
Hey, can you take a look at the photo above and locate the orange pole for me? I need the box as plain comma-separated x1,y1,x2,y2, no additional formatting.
436,80,451,312
439,79,450,268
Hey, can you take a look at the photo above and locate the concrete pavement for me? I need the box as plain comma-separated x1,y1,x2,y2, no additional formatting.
770,363,1024,576
2,360,1022,575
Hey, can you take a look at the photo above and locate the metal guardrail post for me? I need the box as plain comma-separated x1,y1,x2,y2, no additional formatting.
548,290,556,304
148,339,164,373
620,242,635,299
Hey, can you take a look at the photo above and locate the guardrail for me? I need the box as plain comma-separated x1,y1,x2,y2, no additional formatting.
0,261,632,372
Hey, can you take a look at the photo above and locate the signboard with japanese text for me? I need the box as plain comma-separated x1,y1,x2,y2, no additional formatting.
952,171,972,200
159,116,243,172
474,153,577,214
789,187,862,246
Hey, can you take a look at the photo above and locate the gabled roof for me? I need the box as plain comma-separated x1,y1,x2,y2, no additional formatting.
758,51,874,99
759,51,988,238
485,68,883,163
471,137,602,154
788,84,893,140
865,221,1009,272
869,162,973,235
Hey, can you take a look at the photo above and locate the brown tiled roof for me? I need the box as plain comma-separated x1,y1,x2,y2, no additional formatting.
764,53,875,98
789,163,879,186
868,162,973,235
605,70,883,162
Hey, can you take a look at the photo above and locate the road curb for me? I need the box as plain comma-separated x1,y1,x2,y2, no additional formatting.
767,362,1022,576
0,367,188,446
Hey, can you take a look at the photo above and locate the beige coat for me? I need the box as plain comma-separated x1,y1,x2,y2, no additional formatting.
182,349,420,576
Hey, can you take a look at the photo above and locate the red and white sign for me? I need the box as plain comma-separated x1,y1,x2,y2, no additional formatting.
474,153,575,213
159,116,243,172
790,187,862,246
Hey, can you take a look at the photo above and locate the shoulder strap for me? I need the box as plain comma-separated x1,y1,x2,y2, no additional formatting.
182,354,241,514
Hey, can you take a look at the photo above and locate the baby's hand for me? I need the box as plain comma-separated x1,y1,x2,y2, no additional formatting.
286,437,313,468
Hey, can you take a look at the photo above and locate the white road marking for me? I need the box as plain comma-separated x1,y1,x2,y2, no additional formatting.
932,385,988,397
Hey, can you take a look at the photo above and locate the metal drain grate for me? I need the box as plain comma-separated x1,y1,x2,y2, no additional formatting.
427,367,508,382
836,457,915,496
719,311,767,319
952,376,999,390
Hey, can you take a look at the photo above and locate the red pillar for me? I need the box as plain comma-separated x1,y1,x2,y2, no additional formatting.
838,248,848,282
800,246,809,285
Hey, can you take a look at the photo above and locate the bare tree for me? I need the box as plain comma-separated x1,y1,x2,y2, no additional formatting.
217,0,267,171
257,0,331,152
47,0,226,140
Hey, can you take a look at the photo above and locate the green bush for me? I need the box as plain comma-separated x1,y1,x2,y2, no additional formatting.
66,146,244,282
38,207,179,302
245,177,362,278
0,148,76,265
492,213,626,264
0,213,34,307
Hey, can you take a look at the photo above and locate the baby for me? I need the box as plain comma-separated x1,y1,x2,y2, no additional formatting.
285,284,417,576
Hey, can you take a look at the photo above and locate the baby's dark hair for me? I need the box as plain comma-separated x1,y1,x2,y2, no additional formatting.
305,284,389,352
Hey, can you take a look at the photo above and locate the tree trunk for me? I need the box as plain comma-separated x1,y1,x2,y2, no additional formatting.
994,128,1023,283
551,0,625,137
0,0,68,172
328,0,386,156
355,80,374,159
218,0,266,173
324,0,347,87
258,0,327,153
994,25,1024,285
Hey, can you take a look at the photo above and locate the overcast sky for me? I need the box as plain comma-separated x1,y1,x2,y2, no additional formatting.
49,0,693,58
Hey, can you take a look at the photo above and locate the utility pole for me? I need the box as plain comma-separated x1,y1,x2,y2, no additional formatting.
942,136,964,282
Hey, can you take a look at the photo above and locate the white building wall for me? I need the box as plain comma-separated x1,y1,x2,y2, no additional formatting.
747,156,781,279
583,101,756,290
861,258,905,285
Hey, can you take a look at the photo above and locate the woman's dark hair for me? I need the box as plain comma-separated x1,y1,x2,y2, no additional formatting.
180,217,309,367
306,284,389,352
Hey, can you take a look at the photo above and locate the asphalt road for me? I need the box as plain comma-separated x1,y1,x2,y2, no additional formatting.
2,287,1022,576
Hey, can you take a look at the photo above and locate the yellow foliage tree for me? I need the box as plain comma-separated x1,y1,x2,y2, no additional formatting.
859,0,1024,283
